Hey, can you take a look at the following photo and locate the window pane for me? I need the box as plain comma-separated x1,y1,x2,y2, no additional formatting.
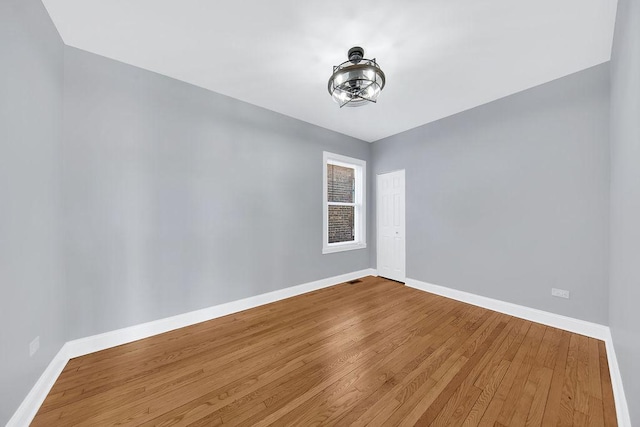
327,164,355,203
328,205,355,243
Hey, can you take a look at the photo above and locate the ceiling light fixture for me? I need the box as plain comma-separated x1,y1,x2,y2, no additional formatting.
328,46,386,108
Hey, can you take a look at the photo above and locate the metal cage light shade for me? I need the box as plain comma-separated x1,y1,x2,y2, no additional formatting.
328,47,386,108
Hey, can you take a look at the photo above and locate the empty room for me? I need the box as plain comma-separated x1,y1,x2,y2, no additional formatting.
1,0,638,425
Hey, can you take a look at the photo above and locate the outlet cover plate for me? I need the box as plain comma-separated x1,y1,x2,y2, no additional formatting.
551,288,570,299
29,336,40,357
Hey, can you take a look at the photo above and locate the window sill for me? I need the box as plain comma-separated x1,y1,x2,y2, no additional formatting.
322,242,367,254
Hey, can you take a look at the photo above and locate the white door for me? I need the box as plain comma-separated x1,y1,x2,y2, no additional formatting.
377,170,406,282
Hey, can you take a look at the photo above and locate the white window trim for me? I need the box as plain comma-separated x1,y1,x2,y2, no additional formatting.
323,151,367,254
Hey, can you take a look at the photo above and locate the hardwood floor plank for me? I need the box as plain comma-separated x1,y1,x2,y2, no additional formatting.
429,318,519,427
514,326,561,426
558,334,580,426
541,330,572,426
30,276,618,426
542,327,564,369
589,338,603,401
351,307,495,426
496,323,546,425
598,340,618,426
510,368,540,426
588,395,606,427
472,317,528,390
524,367,553,426
392,315,507,425
575,335,592,416
462,359,510,427
477,322,545,427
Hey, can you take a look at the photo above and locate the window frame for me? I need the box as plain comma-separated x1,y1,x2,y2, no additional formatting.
322,151,367,254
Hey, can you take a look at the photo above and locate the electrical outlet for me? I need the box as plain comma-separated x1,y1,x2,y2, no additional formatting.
551,288,570,299
29,336,40,357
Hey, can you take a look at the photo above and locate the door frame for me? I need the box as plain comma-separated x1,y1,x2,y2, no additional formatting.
376,169,406,283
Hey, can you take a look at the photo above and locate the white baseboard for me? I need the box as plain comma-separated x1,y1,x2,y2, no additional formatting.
603,330,632,427
405,278,609,339
66,268,376,359
405,277,631,427
6,344,70,427
7,268,376,427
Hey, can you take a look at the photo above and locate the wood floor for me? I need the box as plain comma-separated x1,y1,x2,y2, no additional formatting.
32,276,617,426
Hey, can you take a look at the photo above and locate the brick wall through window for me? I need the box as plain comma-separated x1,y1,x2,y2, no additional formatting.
327,164,355,243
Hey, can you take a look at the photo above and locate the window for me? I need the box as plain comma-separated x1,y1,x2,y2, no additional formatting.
323,152,366,254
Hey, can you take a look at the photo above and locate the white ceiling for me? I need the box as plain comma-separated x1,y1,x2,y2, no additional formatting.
41,0,618,142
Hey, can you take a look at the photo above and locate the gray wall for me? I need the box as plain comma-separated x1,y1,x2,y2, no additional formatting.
371,64,610,325
0,0,66,424
609,0,640,424
62,47,372,340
